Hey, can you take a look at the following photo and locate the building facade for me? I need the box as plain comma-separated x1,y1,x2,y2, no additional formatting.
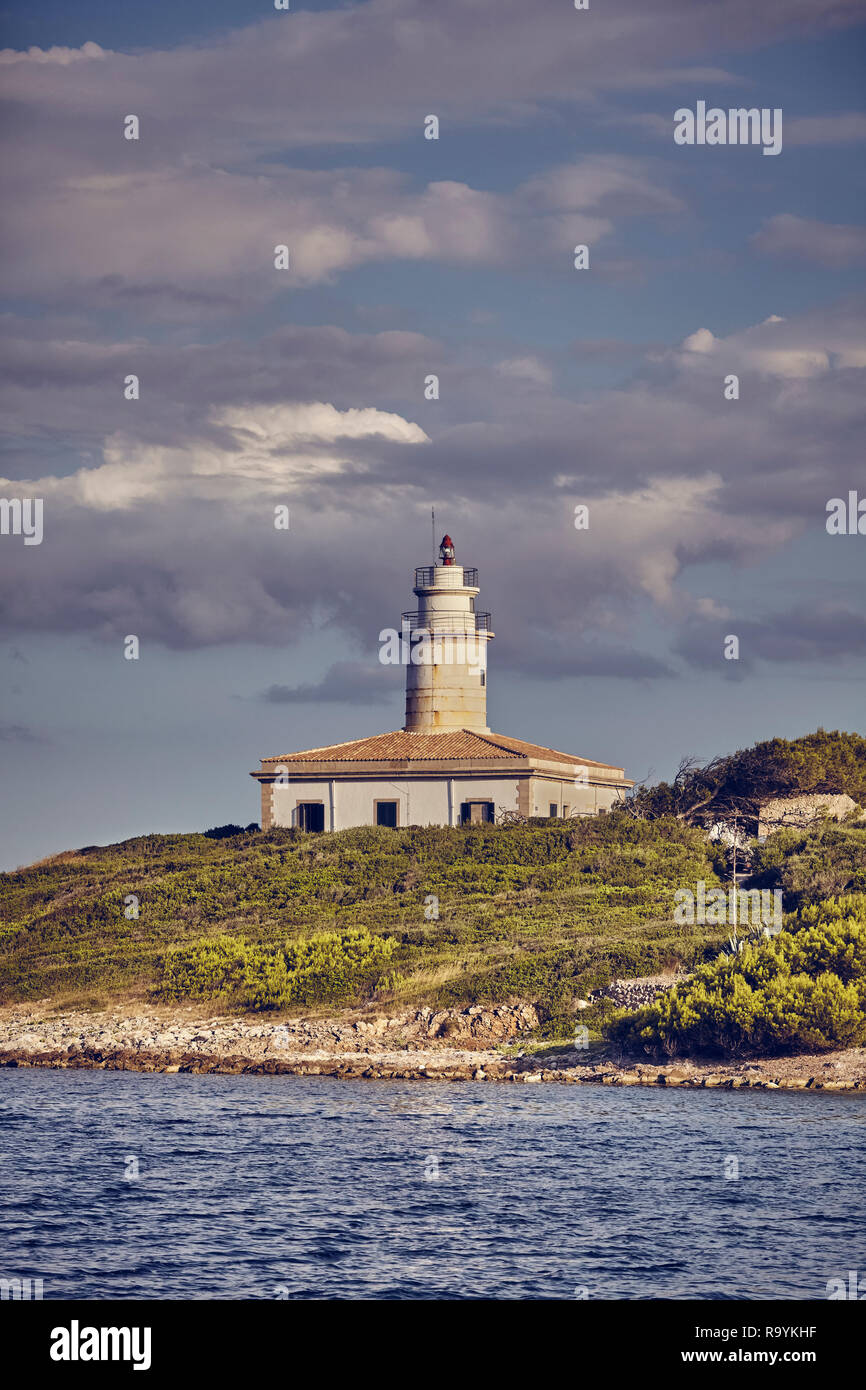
251,536,633,830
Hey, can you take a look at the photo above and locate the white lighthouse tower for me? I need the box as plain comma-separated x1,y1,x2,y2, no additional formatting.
403,534,494,733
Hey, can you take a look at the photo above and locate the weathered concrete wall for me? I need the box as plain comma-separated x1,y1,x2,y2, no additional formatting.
758,792,862,836
269,776,523,829
265,772,623,829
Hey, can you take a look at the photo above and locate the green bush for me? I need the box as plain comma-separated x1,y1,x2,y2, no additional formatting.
749,825,866,905
158,928,397,1010
630,729,866,825
606,894,866,1057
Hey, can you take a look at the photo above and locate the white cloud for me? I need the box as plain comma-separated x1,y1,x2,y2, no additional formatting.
5,402,430,511
681,328,716,354
0,41,107,66
673,308,866,380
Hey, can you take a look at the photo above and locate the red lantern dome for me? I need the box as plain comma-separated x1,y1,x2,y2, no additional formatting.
439,534,455,566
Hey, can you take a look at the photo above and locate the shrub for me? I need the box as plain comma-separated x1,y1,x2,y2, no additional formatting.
157,928,397,1010
629,729,866,827
605,894,866,1057
749,825,866,905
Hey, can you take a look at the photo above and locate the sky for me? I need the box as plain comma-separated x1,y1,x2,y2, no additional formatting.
0,0,864,870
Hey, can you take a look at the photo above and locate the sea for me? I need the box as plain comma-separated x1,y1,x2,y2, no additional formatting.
1,1070,864,1300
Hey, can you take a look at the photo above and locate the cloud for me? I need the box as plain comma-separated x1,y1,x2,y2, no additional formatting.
675,604,866,673
0,156,678,304
0,291,863,679
262,661,399,706
784,113,866,145
670,300,866,378
0,42,107,66
2,1,854,151
751,214,866,269
6,402,429,511
495,357,554,389
0,721,40,743
0,322,442,465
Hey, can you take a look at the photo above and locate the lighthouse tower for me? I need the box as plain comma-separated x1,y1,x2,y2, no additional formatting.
403,535,494,732
253,526,634,832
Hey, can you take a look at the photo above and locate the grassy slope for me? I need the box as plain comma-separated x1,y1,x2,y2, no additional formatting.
3,816,864,1033
0,818,721,1015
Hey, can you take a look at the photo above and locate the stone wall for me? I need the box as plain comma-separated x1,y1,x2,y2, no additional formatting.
758,792,862,837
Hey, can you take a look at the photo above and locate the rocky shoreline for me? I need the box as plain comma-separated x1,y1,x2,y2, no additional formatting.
1,1002,864,1091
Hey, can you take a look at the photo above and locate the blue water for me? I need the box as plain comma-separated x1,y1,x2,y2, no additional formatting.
1,1071,864,1300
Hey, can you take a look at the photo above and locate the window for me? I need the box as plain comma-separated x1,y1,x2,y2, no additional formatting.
549,803,558,818
480,671,485,686
460,801,495,825
297,802,325,832
376,800,398,828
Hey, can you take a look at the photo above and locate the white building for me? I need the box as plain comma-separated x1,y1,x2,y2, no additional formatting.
251,535,633,830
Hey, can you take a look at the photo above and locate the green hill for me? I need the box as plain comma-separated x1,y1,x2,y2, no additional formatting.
3,728,865,1036
3,806,866,1035
1,816,723,1025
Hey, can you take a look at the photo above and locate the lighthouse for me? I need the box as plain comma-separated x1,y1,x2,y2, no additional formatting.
403,535,494,733
252,529,633,831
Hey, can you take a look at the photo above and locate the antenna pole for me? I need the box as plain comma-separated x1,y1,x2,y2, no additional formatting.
431,506,435,563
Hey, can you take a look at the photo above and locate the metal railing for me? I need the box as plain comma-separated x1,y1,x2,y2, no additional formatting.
401,610,492,633
414,566,478,589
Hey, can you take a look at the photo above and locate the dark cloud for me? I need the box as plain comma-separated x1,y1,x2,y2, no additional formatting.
0,721,40,742
1,298,863,678
261,660,400,706
675,604,866,673
1,3,864,689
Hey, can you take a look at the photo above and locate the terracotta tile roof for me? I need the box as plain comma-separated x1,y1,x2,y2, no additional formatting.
260,728,623,771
